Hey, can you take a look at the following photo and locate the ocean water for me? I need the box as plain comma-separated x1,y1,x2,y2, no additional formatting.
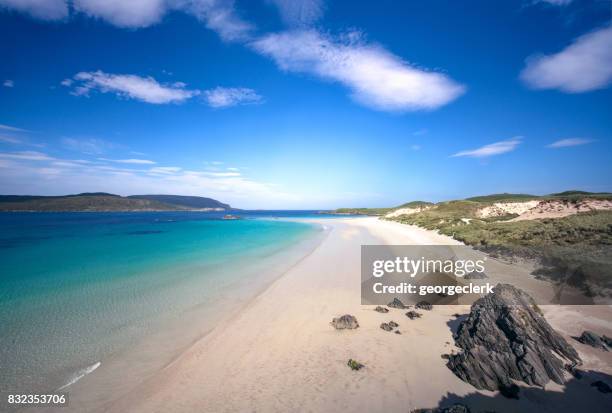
0,211,330,404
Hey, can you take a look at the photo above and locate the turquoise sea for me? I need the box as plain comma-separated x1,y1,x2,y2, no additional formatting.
0,211,333,404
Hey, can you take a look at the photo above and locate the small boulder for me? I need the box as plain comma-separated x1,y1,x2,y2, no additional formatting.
374,306,389,313
388,297,406,309
405,311,422,319
395,330,402,335
380,322,393,331
331,314,359,330
577,331,609,351
591,380,612,393
464,271,488,280
416,301,433,311
388,321,399,328
603,335,612,348
347,359,364,371
499,384,520,399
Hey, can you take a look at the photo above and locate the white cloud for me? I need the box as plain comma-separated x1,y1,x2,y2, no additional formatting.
251,30,465,112
1,0,252,41
412,128,428,136
0,150,55,161
547,138,593,148
0,123,28,133
269,0,324,26
3,80,14,87
63,71,200,104
204,87,263,108
0,0,68,20
99,158,156,164
0,135,22,144
73,0,168,28
204,171,241,177
149,166,182,174
521,26,612,93
62,137,117,154
452,137,522,158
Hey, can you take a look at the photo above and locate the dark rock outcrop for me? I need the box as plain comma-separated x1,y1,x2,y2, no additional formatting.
388,321,399,328
380,322,393,331
591,380,612,393
388,297,406,309
411,404,471,413
331,314,359,330
416,301,433,311
447,284,581,392
374,306,389,313
405,311,422,319
576,331,610,351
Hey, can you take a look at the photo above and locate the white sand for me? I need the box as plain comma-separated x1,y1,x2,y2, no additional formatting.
65,218,612,413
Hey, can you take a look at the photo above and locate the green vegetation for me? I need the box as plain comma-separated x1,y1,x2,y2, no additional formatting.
394,201,435,209
332,207,393,216
0,193,231,212
465,193,539,203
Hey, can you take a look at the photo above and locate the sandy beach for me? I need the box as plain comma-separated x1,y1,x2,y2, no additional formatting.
65,217,612,413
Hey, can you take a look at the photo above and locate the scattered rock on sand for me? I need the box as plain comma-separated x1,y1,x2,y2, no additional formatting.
416,301,433,311
447,284,581,392
388,297,407,309
374,306,389,313
395,330,402,335
380,322,393,331
405,311,422,319
347,359,364,371
591,380,612,393
576,331,610,351
464,271,488,280
331,314,359,330
411,404,471,413
388,321,399,328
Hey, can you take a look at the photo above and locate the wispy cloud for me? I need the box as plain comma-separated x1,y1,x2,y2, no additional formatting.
3,79,14,88
62,137,117,155
0,150,54,161
536,0,573,5
148,166,182,174
99,158,156,165
521,26,612,93
0,0,68,20
0,124,28,133
269,0,324,26
204,87,263,108
412,129,428,136
451,137,522,158
251,29,465,112
62,71,200,104
0,135,22,144
547,138,593,148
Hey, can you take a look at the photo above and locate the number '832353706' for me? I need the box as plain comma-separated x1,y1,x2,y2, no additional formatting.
7,393,68,406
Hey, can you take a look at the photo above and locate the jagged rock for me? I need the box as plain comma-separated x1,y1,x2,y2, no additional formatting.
416,301,433,311
388,297,406,309
577,331,609,351
374,306,389,313
380,322,393,331
388,321,399,328
347,359,364,371
447,284,581,392
395,330,402,335
603,335,612,348
411,404,471,413
331,314,359,330
591,380,612,393
405,311,422,319
464,271,488,280
564,363,583,379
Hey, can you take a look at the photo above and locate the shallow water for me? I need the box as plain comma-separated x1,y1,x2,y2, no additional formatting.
0,211,327,404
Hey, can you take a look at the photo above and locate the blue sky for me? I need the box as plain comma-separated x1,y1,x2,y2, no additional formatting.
0,0,611,209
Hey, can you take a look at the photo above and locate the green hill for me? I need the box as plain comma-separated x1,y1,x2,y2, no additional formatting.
0,193,231,212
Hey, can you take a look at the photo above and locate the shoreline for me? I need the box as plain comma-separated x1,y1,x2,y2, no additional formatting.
39,217,612,413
